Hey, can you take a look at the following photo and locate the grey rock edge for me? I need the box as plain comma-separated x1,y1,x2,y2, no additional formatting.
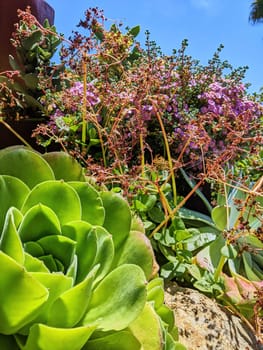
164,281,263,350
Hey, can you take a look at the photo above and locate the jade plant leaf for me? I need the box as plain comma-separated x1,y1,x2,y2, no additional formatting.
69,182,105,225
0,146,54,188
18,204,61,242
82,330,141,350
0,175,29,232
22,324,96,350
42,152,85,182
0,252,48,335
21,181,81,225
82,264,147,331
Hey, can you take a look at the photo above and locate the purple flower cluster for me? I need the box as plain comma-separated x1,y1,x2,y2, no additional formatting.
46,81,100,134
162,78,263,170
199,81,261,117
69,81,100,108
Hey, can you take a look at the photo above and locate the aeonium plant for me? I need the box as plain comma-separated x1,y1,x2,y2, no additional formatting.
0,146,185,350
0,8,63,120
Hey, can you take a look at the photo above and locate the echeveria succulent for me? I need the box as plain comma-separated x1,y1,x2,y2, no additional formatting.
0,146,184,350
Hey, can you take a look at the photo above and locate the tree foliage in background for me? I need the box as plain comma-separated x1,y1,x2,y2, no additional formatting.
249,0,263,24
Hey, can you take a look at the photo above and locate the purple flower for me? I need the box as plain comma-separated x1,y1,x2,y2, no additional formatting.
69,81,100,107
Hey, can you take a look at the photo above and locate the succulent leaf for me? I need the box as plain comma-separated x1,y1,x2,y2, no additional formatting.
82,264,147,331
42,152,85,182
22,324,96,350
0,147,55,188
18,204,61,242
21,181,81,225
0,175,29,232
0,252,48,335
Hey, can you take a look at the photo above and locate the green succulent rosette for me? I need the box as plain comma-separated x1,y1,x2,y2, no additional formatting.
0,146,184,350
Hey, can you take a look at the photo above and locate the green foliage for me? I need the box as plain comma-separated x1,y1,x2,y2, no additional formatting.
0,13,64,119
129,163,263,327
0,146,181,350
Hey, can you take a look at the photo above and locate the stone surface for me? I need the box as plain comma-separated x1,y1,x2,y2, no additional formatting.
164,281,263,350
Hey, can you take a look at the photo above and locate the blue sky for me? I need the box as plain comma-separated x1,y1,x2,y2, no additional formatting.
47,0,263,93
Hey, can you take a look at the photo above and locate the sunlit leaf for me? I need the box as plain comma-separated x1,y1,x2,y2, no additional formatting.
101,192,131,250
83,330,141,350
129,303,163,350
62,222,114,284
47,266,98,327
21,181,81,225
69,182,105,225
82,264,146,331
0,252,48,335
0,175,29,231
42,152,85,182
23,324,95,350
0,208,24,264
117,231,157,279
18,204,61,242
37,235,76,270
0,146,54,188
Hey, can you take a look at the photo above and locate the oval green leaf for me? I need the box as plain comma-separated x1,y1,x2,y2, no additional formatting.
19,204,61,242
21,181,81,225
42,152,85,182
211,205,230,231
82,264,147,331
100,192,131,249
0,146,54,188
69,182,105,225
117,231,157,280
129,303,163,350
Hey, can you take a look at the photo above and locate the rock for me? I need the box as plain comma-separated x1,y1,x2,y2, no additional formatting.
164,281,263,350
